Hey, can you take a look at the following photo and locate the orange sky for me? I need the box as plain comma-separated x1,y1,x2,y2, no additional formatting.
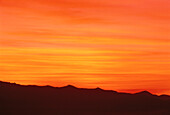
0,0,170,95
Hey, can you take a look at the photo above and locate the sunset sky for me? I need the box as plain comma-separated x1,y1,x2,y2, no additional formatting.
0,0,170,95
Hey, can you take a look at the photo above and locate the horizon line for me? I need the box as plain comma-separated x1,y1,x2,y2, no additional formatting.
1,80,169,97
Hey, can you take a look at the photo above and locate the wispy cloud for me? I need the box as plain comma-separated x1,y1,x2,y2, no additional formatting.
0,0,170,94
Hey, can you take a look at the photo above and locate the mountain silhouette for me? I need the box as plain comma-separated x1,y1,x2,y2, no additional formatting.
0,81,170,115
61,84,78,89
135,91,153,95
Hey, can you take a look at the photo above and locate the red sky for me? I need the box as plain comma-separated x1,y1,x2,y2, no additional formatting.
0,0,170,95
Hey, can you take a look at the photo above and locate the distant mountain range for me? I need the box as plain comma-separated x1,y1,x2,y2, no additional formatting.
0,81,170,115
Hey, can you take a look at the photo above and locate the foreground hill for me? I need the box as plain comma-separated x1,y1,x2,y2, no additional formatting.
0,81,170,115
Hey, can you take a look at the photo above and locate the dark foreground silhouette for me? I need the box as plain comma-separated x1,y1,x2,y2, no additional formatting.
0,81,170,115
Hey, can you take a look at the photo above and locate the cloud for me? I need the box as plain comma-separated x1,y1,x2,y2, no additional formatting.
0,0,170,95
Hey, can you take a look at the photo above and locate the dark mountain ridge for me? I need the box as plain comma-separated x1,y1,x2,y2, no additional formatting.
0,81,170,115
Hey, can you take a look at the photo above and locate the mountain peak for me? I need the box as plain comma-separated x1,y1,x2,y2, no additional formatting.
95,87,103,90
62,85,77,89
135,91,152,95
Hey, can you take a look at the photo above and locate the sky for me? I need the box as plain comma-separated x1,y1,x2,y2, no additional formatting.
0,0,170,95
